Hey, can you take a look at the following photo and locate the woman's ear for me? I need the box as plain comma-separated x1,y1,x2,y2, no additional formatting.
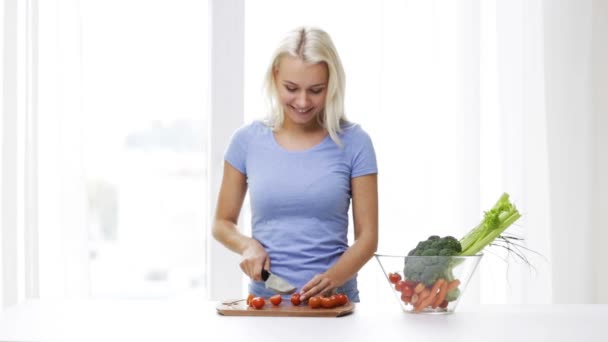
273,67,279,82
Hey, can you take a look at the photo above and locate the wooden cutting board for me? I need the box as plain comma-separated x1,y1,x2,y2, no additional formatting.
216,299,355,317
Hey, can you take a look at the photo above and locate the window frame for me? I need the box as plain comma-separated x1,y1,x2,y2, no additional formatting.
206,0,246,300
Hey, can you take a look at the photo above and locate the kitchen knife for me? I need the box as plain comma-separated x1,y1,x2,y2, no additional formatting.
261,269,296,294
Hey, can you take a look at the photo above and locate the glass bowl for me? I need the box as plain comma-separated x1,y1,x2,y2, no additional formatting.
375,253,482,314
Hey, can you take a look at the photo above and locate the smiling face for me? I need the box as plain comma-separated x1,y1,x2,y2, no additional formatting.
274,55,329,129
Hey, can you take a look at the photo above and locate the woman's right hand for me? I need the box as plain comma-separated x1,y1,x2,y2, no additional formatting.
240,238,270,281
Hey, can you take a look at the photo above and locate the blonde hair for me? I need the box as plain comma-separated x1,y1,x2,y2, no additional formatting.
263,27,347,145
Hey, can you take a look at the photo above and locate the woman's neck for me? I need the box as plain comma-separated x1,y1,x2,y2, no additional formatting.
280,118,325,135
274,119,327,151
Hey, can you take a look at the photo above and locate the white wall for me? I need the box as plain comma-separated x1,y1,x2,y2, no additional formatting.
543,0,595,303
592,0,608,304
206,0,245,300
1,0,20,309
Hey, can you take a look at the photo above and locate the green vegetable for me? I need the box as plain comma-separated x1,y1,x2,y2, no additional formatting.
404,235,462,286
402,193,524,300
407,235,462,257
445,287,460,302
459,193,521,256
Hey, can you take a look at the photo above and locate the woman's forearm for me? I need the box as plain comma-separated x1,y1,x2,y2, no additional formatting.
326,173,379,288
212,219,252,255
325,229,378,287
213,218,270,281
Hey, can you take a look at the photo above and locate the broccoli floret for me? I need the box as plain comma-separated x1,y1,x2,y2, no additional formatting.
421,264,444,285
403,235,463,286
408,235,462,257
421,249,439,257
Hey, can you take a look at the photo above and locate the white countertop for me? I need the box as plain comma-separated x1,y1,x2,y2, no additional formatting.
1,299,606,342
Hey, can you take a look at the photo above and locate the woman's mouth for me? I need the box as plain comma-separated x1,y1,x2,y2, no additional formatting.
290,105,314,115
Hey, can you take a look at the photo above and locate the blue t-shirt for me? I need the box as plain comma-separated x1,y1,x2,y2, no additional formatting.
224,120,377,291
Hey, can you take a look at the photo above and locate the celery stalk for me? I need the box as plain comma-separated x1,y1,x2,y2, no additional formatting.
459,193,521,256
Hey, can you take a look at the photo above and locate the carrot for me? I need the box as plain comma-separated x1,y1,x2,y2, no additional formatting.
447,279,461,291
415,291,437,312
415,286,439,312
414,282,426,294
430,278,445,296
433,282,448,308
418,288,431,301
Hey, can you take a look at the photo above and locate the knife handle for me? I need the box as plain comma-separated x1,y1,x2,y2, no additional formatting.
261,269,270,281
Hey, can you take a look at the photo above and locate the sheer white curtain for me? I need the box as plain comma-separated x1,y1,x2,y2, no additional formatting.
3,0,216,306
481,0,552,304
243,0,607,305
36,0,90,300
542,0,606,303
2,0,89,309
3,0,607,308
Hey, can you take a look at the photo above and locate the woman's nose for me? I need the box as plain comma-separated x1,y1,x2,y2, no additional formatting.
295,91,308,108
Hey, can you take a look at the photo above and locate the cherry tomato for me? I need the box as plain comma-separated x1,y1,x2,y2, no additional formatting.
321,296,337,309
251,297,265,310
335,293,348,306
290,293,302,306
401,285,414,297
246,293,255,307
395,280,407,292
439,300,449,309
401,292,411,303
269,294,282,306
404,280,417,288
308,296,322,309
388,272,402,284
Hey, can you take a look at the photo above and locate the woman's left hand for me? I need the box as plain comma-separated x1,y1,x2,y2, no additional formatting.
299,273,337,302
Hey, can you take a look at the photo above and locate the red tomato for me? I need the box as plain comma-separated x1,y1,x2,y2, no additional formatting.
308,296,322,309
395,280,407,292
388,272,402,284
335,293,348,306
401,285,414,297
269,294,282,306
290,293,302,306
251,297,265,310
439,300,449,309
321,296,337,309
404,280,417,288
246,293,255,307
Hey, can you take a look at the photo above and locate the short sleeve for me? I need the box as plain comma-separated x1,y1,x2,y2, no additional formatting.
349,126,378,178
224,125,250,175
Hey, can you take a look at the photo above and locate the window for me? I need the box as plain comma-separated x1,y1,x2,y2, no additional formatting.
3,0,552,306
80,0,210,298
34,0,210,299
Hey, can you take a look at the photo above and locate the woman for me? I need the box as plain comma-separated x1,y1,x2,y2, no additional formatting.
212,27,378,302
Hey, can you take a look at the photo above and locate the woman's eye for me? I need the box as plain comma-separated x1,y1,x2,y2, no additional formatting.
285,86,297,92
310,89,323,95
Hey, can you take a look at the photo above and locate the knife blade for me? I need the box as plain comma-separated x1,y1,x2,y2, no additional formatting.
261,269,296,294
